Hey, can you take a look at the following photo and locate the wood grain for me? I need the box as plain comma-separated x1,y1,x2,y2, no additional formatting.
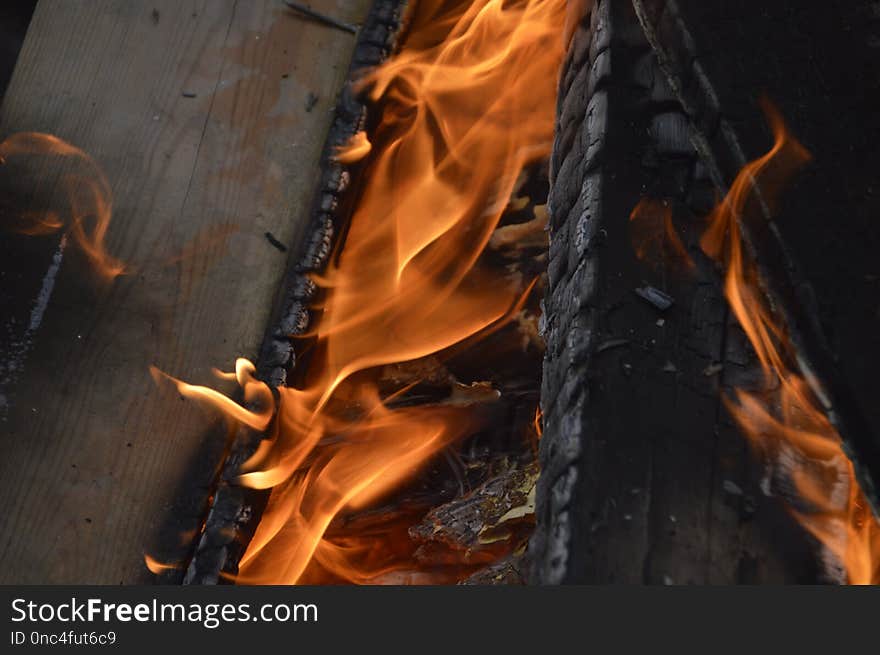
0,0,371,583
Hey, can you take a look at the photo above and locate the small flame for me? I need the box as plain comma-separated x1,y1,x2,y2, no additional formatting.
335,131,372,164
0,132,124,279
149,359,274,432
700,98,880,584
143,554,182,574
152,0,566,584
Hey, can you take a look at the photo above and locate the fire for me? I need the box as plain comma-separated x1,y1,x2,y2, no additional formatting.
334,131,372,164
149,359,274,432
0,132,124,279
700,98,880,584
144,554,182,575
153,0,567,584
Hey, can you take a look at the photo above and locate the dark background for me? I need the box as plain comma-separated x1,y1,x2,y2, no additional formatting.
0,1,36,101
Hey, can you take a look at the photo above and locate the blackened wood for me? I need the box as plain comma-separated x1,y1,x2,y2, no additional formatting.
531,0,814,584
410,460,537,560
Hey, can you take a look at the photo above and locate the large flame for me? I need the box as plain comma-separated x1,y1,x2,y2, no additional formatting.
153,0,567,583
0,132,123,279
701,99,880,584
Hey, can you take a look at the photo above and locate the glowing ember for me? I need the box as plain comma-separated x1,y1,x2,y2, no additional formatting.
700,99,880,584
152,0,567,584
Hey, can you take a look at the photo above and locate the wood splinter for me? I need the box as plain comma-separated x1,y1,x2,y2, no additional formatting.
284,1,358,35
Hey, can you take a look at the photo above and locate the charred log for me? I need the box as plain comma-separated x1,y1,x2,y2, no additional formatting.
531,0,819,584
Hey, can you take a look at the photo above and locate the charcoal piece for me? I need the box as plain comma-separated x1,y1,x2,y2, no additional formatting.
410,461,538,555
634,285,674,310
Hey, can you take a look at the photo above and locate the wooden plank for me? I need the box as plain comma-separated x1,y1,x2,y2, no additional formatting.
0,0,371,583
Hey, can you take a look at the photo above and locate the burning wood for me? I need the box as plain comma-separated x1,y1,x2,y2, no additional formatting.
628,98,880,583
150,0,566,585
696,100,880,583
4,0,875,589
632,0,880,552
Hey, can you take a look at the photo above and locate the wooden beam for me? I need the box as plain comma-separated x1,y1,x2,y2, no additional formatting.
0,0,371,583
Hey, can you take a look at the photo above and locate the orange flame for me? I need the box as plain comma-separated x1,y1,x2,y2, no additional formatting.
701,98,880,584
152,0,566,584
149,359,274,432
0,132,124,279
335,131,372,164
143,554,182,575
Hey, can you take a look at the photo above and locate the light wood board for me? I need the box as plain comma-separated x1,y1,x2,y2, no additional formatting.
0,0,371,583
